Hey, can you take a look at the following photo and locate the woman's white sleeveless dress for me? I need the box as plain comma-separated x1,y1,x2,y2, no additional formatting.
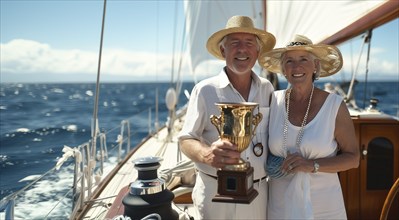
268,90,347,219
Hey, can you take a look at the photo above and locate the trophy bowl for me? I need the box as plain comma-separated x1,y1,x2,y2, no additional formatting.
210,102,263,204
210,102,262,170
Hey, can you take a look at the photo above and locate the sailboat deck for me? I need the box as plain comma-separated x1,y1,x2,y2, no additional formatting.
78,115,196,219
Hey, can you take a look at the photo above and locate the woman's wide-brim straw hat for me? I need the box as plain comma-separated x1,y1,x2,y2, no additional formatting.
206,15,276,60
258,34,343,77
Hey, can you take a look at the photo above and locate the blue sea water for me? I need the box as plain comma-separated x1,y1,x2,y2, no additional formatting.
0,81,398,217
0,82,195,201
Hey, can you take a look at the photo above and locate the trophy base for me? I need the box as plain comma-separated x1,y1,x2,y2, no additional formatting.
212,188,258,204
212,167,258,204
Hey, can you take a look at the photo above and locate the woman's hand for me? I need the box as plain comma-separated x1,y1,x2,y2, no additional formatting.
282,152,314,173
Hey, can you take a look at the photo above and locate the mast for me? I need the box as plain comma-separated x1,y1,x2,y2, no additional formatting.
88,0,107,199
320,0,399,45
262,0,267,31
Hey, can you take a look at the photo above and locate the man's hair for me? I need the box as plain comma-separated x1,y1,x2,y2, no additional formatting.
218,35,262,52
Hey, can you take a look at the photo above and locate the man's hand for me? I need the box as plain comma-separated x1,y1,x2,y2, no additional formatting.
205,139,241,168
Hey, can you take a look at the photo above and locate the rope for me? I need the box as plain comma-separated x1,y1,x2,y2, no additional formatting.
99,132,109,173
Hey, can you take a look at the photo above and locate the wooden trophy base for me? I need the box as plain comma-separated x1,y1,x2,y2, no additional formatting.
212,167,258,204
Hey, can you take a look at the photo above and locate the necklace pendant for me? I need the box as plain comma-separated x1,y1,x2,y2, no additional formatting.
252,143,263,157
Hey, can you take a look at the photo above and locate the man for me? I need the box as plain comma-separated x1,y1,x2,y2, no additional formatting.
178,15,276,219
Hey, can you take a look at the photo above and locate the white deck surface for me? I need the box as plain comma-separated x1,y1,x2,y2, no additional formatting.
79,115,197,219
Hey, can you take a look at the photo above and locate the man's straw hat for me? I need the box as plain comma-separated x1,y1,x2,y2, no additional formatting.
206,15,276,60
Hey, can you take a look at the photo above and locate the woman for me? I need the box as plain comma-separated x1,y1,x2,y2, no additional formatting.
258,35,359,219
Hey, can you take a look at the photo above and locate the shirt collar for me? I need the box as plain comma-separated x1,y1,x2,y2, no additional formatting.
216,67,261,88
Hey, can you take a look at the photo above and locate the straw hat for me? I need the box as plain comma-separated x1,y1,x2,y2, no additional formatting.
258,35,343,77
206,15,276,60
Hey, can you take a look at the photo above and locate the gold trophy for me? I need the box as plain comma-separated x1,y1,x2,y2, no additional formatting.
210,102,262,204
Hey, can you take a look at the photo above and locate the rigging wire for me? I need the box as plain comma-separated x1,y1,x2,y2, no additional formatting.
346,32,368,103
155,1,160,132
175,3,189,105
170,1,179,86
362,30,372,109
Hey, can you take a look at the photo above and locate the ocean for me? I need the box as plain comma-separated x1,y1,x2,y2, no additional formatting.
0,81,398,218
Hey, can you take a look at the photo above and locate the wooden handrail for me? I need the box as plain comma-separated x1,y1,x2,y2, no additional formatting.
380,177,399,220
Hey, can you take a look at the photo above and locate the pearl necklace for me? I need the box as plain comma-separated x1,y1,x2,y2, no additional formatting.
283,85,314,155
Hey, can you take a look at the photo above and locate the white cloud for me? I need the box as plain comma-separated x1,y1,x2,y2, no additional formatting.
0,39,193,82
1,39,397,82
1,39,95,74
339,46,398,80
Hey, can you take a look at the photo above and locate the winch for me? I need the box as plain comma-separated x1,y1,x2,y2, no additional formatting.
122,156,178,220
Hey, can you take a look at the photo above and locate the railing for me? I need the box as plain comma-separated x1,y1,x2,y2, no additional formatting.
0,107,158,220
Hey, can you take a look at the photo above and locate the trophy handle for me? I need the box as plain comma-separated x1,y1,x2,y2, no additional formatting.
251,112,263,138
210,115,222,136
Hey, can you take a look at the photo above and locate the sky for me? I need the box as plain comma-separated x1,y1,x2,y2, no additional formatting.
1,0,398,83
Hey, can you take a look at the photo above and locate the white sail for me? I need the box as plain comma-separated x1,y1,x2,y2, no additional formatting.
183,0,391,77
183,0,264,79
266,1,386,47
